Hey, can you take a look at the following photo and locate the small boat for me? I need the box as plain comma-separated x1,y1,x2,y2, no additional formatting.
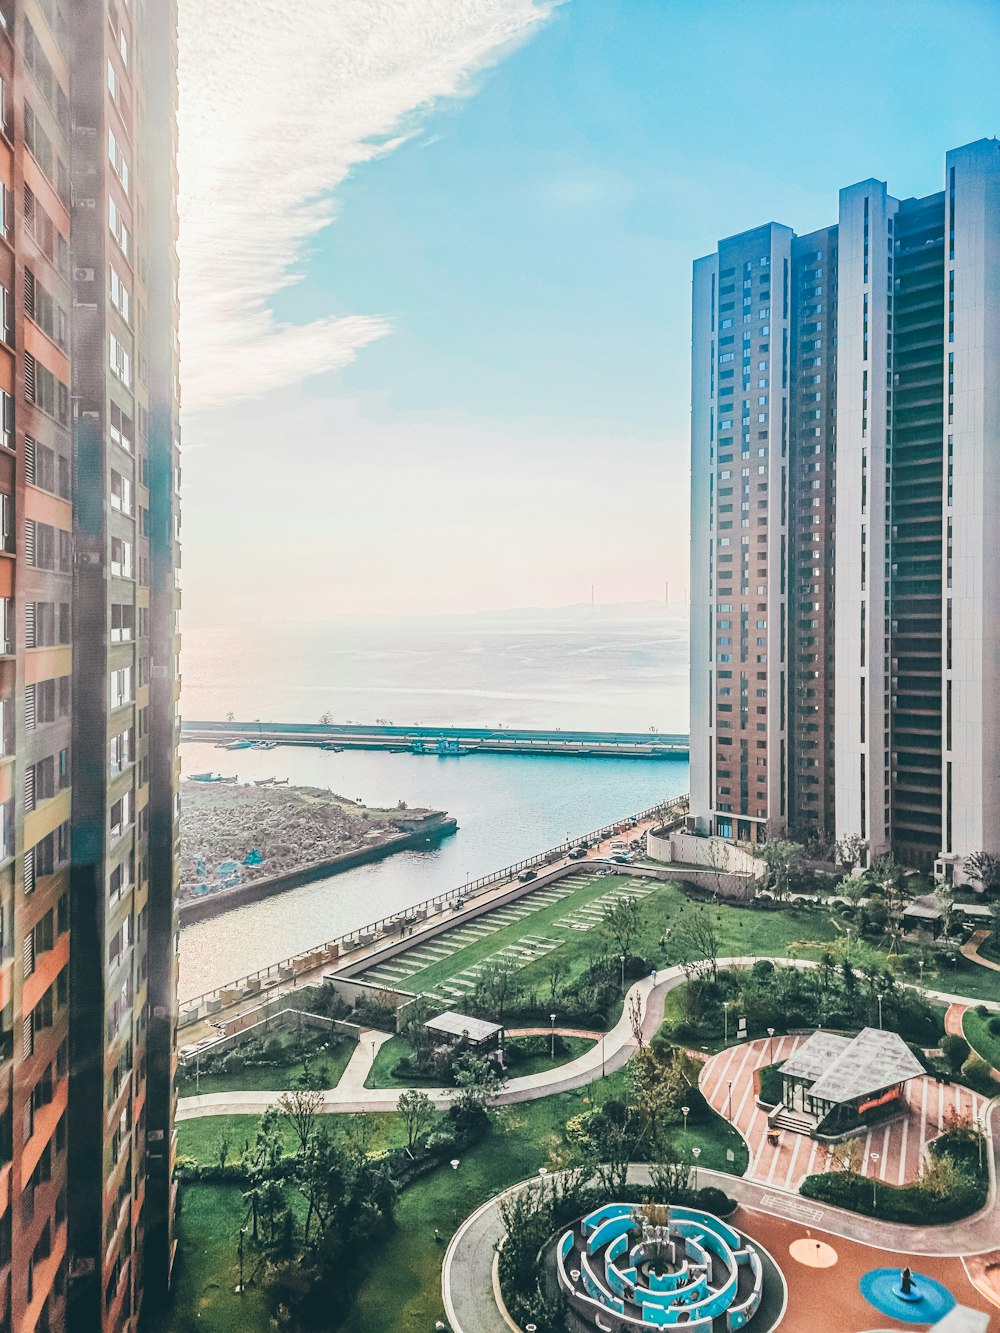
224,739,254,750
255,741,277,751
272,777,289,785
255,778,275,787
320,742,344,752
188,772,221,783
217,774,238,782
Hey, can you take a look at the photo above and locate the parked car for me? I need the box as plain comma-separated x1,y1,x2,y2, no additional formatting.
518,869,537,882
611,851,630,864
568,846,587,860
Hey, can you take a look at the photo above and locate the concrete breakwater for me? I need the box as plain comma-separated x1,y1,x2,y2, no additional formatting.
179,811,457,926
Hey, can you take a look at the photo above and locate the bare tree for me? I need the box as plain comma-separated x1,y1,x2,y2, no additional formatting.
672,906,721,981
836,833,865,875
277,1086,324,1155
602,895,643,959
397,1088,435,1150
544,954,568,1008
628,992,645,1048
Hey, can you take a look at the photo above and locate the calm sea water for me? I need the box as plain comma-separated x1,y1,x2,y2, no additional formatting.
178,610,690,999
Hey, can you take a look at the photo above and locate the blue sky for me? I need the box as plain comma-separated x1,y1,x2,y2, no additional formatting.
179,0,1000,624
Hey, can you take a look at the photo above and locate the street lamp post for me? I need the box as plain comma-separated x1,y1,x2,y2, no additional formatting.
620,955,626,990
550,1013,557,1061
195,1051,200,1096
692,1146,702,1193
727,1080,733,1123
681,1105,690,1134
601,1031,606,1079
723,1000,731,1045
877,991,884,1030
767,1027,775,1064
869,1152,880,1210
236,1226,247,1294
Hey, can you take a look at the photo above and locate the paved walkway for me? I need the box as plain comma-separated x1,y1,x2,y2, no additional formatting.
701,1035,988,1192
963,928,1000,971
442,1152,1000,1333
505,1026,601,1040
946,1001,969,1035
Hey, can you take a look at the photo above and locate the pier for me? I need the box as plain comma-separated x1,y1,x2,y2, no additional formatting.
182,719,690,759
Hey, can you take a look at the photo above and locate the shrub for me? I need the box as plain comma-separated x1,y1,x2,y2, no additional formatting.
757,1063,783,1107
988,1016,1000,1036
624,955,648,980
942,1033,969,1072
975,1004,989,1019
961,1052,993,1090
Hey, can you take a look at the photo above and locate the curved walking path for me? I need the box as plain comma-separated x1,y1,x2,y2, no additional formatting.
963,928,1000,972
177,957,1000,1121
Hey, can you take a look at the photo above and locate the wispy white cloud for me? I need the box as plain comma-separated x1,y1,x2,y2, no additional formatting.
177,0,560,412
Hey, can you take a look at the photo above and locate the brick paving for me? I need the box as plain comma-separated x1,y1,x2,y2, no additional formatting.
700,1035,989,1191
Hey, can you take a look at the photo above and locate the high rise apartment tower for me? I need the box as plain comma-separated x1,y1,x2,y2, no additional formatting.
0,2,180,1330
690,138,1000,878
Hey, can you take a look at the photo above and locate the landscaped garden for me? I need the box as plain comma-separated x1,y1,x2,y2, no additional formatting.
162,851,1000,1331
178,1027,357,1096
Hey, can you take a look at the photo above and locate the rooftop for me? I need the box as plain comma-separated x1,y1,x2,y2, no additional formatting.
424,1011,502,1044
781,1027,925,1104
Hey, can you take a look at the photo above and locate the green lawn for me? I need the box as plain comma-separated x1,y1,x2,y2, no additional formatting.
147,1182,271,1333
177,1035,356,1097
963,1009,1000,1072
178,1110,409,1167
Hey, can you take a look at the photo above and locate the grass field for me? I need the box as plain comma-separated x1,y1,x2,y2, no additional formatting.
177,1109,409,1167
963,1008,1000,1072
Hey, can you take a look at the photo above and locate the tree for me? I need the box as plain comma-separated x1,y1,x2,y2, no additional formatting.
672,905,721,982
836,833,865,874
452,1052,504,1113
278,1086,324,1156
543,954,568,1008
474,959,522,1025
343,1110,377,1162
217,1129,232,1171
826,1136,864,1174
991,896,1000,947
397,1088,434,1151
941,1032,969,1074
758,839,805,900
602,895,643,960
318,711,334,725
964,851,1000,898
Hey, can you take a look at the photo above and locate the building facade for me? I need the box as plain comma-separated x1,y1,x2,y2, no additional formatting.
0,2,180,1330
690,138,1000,877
